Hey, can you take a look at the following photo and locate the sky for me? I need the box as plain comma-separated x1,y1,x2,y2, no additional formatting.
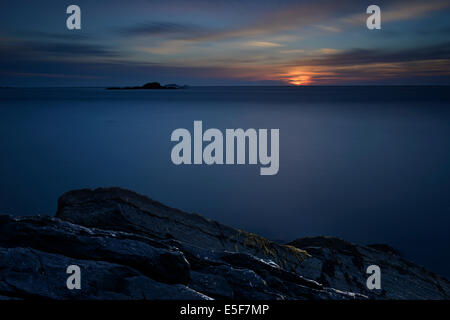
1,0,450,86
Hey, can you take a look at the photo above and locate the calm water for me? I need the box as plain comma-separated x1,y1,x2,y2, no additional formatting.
1,86,450,277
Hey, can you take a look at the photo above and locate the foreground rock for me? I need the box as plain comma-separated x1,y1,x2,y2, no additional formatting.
0,215,190,285
0,247,207,300
290,237,450,299
0,187,448,300
56,188,312,276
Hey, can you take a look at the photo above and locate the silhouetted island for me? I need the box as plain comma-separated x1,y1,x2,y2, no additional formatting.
107,82,187,90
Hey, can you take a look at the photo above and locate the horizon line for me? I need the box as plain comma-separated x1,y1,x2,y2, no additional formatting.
2,84,450,88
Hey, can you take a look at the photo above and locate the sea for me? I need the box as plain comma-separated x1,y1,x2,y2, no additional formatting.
1,86,449,277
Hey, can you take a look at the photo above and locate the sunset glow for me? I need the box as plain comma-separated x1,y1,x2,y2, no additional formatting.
279,68,321,86
287,75,312,86
1,1,450,86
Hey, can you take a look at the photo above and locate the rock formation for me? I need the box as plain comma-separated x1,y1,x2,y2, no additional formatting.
106,82,186,90
0,187,448,300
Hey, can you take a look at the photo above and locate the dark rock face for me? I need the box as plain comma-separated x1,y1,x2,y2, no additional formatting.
56,188,312,276
290,237,450,299
0,215,190,285
0,187,449,300
0,247,207,300
367,243,402,256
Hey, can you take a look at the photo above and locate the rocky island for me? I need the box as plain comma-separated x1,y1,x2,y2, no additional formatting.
106,82,187,90
0,187,448,300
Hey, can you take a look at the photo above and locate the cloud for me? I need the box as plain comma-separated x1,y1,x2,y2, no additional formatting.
291,42,450,67
120,22,207,38
316,48,342,55
0,71,104,79
32,42,119,57
277,42,450,84
383,1,450,22
118,1,357,43
18,31,94,41
2,0,450,86
280,49,306,54
137,40,191,55
343,0,450,25
0,39,120,61
244,41,284,48
314,25,341,33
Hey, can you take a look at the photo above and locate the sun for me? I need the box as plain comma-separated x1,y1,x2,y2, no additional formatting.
288,75,312,86
279,68,314,86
